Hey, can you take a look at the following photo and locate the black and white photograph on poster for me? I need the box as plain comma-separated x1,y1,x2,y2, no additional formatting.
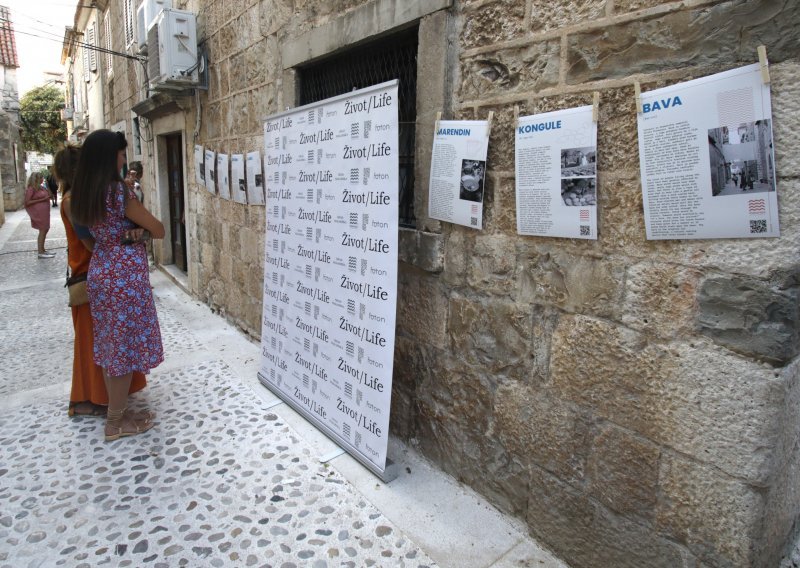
561,178,597,206
258,81,399,479
459,159,486,203
708,120,775,196
246,151,265,205
516,104,597,239
561,147,596,177
429,120,490,230
638,63,779,239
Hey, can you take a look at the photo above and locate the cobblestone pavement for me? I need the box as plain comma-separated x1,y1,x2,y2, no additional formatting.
0,208,567,568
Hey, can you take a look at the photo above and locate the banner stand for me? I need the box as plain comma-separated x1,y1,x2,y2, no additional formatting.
258,374,399,482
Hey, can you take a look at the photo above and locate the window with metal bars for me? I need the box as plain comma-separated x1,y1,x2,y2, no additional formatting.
298,27,418,228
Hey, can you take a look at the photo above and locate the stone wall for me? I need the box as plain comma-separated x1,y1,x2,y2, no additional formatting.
393,1,800,567
0,109,25,212
118,0,800,566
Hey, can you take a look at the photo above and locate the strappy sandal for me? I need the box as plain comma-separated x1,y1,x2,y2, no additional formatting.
68,401,107,417
104,407,154,441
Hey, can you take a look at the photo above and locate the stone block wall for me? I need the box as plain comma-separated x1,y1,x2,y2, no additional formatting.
140,0,800,566
391,1,800,567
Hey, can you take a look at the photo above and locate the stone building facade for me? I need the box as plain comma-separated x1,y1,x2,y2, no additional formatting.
73,0,800,566
0,5,25,216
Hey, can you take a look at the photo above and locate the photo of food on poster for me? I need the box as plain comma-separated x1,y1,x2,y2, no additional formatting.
231,154,247,204
428,120,490,230
246,151,265,205
204,149,216,194
194,145,205,186
515,105,597,239
217,153,231,200
637,63,778,239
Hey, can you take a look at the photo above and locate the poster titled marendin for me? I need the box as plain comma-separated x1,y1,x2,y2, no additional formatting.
638,63,778,239
428,120,490,230
515,105,598,239
259,81,399,479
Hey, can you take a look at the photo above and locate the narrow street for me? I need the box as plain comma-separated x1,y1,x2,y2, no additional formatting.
0,207,565,568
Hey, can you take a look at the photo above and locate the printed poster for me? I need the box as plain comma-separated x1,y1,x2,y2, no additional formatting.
194,144,205,186
217,153,230,200
204,149,216,194
638,63,778,239
258,81,399,479
246,151,265,205
231,154,247,204
516,105,598,239
428,120,489,230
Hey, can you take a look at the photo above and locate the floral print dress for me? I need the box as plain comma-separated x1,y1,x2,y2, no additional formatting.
88,182,163,376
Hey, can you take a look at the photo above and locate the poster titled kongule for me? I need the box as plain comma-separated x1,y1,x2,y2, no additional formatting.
258,81,399,479
194,144,205,186
204,149,216,195
515,106,598,239
217,153,230,200
231,154,247,204
638,63,778,239
428,120,490,230
246,151,265,205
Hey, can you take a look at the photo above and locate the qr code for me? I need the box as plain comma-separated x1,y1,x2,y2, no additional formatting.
580,225,590,236
470,217,478,226
750,219,767,234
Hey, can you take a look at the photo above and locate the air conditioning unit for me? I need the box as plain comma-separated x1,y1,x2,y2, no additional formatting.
147,9,198,90
144,0,172,31
60,107,74,120
136,3,147,54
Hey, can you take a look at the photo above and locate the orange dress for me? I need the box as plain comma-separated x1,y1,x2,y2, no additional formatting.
61,193,147,405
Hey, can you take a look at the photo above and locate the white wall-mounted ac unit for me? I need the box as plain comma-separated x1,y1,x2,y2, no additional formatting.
144,0,172,32
147,8,198,91
136,3,147,54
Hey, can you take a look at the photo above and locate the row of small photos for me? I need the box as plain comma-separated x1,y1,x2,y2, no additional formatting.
196,147,266,206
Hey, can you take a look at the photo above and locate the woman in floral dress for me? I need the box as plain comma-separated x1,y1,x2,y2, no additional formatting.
71,130,165,441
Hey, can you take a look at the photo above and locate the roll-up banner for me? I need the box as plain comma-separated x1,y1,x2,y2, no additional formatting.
258,80,399,481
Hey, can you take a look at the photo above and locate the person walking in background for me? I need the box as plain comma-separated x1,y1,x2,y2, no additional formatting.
24,171,55,259
54,144,148,418
46,167,58,207
126,161,143,203
71,130,165,441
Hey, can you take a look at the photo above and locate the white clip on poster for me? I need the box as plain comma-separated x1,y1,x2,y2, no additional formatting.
428,120,490,230
638,63,778,239
515,105,598,239
259,81,399,481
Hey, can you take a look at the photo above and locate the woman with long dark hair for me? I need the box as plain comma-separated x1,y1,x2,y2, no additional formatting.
54,144,147,417
71,130,165,441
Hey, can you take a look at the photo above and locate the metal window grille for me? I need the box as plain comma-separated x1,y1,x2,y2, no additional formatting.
298,27,418,227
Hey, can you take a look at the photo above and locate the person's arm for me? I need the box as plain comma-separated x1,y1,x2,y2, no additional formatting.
125,198,165,239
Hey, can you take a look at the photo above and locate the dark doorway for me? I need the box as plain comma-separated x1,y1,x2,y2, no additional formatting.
165,133,187,272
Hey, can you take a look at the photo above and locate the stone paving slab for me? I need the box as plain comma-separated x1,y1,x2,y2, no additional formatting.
0,208,570,568
0,359,434,568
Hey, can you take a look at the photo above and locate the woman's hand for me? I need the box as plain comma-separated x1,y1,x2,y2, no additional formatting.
122,228,149,244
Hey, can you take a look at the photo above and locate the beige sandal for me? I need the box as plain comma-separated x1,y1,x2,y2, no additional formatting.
104,407,154,441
